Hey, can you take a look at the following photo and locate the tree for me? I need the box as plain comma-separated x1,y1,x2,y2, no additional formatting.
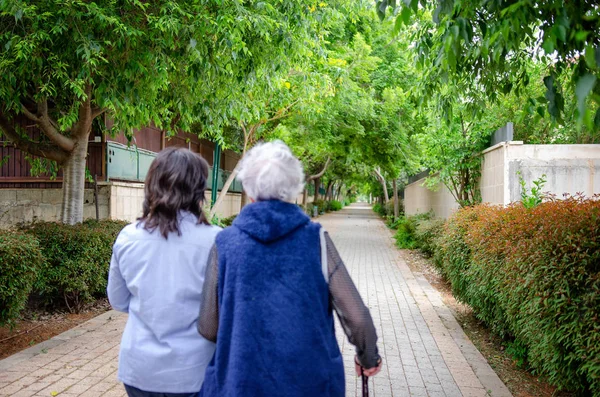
0,1,212,223
0,0,333,223
381,1,600,129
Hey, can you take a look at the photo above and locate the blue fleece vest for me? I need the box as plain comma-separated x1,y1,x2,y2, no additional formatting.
200,200,345,397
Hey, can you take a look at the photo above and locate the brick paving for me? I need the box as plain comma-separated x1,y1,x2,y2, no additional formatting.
0,203,511,396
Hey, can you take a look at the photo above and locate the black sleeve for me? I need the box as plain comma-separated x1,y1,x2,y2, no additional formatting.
325,232,381,369
198,244,219,343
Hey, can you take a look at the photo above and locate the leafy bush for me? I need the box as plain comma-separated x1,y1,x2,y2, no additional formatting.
372,203,386,216
392,212,435,249
221,215,237,227
0,231,44,326
24,220,128,312
329,200,342,211
518,172,547,209
414,218,446,257
313,199,331,213
436,198,600,394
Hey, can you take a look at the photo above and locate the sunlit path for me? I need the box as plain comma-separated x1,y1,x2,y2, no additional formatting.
322,203,511,397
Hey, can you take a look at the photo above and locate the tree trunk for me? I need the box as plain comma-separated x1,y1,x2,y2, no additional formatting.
314,177,321,202
209,166,240,218
373,167,389,204
302,188,308,206
335,184,343,201
325,180,334,201
393,178,399,219
60,137,90,224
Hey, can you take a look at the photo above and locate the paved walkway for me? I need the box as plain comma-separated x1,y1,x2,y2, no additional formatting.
0,204,511,397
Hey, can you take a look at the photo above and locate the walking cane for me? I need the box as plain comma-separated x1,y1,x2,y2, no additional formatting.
361,367,369,397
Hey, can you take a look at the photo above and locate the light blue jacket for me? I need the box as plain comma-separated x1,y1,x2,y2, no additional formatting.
108,212,220,393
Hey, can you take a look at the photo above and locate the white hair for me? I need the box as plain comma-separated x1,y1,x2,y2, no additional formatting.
237,141,305,202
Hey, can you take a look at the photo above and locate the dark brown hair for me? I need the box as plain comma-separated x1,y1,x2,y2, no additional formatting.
139,147,210,238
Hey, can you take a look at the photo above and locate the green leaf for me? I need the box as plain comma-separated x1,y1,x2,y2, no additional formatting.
575,74,597,118
400,7,411,25
15,9,23,22
376,1,386,20
536,106,545,118
555,25,567,42
542,38,555,54
575,30,589,42
585,45,597,70
378,0,389,14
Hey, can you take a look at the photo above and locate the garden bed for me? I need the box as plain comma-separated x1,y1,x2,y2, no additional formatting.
0,299,110,360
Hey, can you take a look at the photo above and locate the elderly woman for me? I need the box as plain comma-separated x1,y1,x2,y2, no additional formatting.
198,141,381,397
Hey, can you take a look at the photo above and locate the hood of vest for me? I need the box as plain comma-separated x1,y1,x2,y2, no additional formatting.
232,200,310,243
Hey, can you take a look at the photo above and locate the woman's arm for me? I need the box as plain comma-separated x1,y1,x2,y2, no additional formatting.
107,245,131,313
198,244,219,342
325,232,382,371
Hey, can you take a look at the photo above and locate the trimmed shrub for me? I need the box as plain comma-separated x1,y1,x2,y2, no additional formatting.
414,218,445,257
329,200,342,211
313,199,328,214
0,231,44,326
393,212,434,249
372,203,386,216
24,220,128,312
393,217,417,248
437,198,600,394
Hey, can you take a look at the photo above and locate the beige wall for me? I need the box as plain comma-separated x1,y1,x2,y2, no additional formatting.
109,183,244,223
404,176,460,219
480,143,507,205
108,182,145,223
0,187,110,228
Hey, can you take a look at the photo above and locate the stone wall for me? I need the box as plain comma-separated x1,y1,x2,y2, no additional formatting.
0,183,245,228
0,187,110,228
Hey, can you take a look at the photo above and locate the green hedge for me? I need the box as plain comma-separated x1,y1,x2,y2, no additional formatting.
391,212,434,249
435,199,600,394
329,200,343,211
24,219,127,312
413,218,445,257
0,231,44,326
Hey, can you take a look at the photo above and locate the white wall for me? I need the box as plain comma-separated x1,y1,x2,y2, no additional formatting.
505,143,600,202
404,142,600,219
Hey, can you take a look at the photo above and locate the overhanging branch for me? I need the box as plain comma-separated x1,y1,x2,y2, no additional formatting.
306,157,331,181
21,100,75,152
0,110,68,163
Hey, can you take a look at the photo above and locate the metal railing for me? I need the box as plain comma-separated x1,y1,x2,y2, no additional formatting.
106,141,241,192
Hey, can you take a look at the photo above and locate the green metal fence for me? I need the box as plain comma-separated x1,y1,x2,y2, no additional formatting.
106,141,242,193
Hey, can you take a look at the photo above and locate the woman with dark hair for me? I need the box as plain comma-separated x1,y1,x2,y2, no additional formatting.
107,147,220,397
